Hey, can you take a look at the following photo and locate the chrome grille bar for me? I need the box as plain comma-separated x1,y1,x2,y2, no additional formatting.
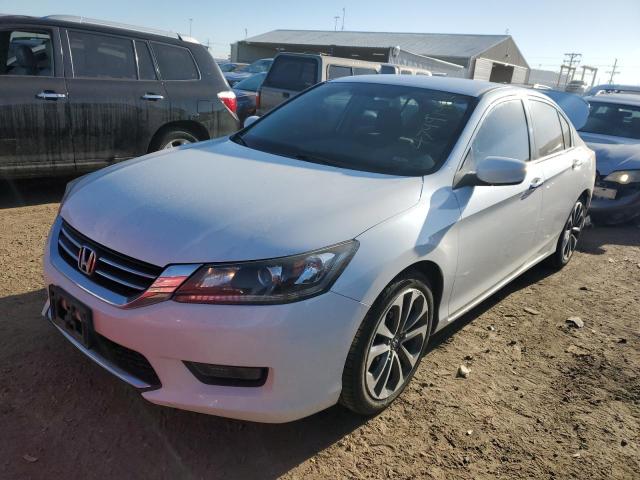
94,269,147,291
98,256,156,279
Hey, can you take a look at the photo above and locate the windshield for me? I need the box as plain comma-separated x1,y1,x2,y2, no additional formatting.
233,82,475,176
580,101,640,139
245,59,272,73
219,63,238,72
234,72,266,91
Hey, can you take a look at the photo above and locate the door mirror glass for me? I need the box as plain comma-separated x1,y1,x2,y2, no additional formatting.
476,156,527,186
244,115,260,128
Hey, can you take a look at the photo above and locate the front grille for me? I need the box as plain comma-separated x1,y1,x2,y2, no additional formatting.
58,221,162,298
94,333,161,388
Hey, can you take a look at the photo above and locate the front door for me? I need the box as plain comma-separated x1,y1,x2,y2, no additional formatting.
450,98,545,316
0,26,72,177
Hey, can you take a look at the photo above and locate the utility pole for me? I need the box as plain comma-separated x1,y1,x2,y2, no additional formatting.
244,28,248,39
562,52,582,82
333,16,340,31
606,58,620,84
188,18,193,36
341,7,345,30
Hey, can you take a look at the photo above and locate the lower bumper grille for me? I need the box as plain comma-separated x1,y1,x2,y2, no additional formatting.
93,334,161,388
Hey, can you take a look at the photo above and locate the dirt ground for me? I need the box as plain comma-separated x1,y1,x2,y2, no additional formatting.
0,178,638,480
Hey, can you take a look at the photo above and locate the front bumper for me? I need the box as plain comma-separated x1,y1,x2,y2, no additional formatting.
44,238,369,423
590,188,640,224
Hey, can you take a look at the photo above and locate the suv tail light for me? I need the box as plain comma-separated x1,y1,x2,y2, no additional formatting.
217,90,237,115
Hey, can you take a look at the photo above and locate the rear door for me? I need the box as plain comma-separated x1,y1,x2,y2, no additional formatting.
0,25,72,176
64,29,157,171
259,55,319,114
527,99,586,246
450,98,546,315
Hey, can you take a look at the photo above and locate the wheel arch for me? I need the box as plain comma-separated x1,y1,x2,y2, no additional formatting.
398,260,445,333
147,120,210,152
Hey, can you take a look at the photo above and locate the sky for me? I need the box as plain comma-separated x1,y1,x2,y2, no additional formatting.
3,0,639,84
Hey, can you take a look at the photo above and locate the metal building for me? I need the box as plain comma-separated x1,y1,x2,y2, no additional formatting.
231,30,530,82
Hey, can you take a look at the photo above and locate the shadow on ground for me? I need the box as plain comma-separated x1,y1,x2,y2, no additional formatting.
0,177,73,209
0,256,563,479
578,222,640,255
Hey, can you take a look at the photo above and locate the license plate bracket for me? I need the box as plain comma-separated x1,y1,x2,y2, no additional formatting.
49,286,94,349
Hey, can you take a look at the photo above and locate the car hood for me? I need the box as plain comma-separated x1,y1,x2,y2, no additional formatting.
61,140,422,266
587,142,640,175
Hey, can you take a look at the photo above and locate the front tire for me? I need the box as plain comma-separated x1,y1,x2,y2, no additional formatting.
340,271,434,416
548,198,586,268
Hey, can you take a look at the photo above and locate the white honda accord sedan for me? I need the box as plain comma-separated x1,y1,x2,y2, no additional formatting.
43,76,595,422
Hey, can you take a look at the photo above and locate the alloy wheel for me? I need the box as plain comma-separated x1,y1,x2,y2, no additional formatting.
364,288,429,400
163,138,192,149
561,201,585,262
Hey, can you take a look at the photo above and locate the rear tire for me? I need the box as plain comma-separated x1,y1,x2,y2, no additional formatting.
150,129,199,151
548,198,586,269
340,271,434,416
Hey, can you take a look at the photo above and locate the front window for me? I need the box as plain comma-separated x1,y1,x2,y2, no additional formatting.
0,30,53,76
580,101,640,140
233,82,475,176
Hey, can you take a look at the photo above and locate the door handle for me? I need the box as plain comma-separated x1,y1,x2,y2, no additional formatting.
572,158,584,169
141,93,164,101
36,91,66,100
529,177,544,190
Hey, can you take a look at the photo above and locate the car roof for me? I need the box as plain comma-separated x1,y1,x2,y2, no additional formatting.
584,93,640,107
330,74,516,98
0,14,195,45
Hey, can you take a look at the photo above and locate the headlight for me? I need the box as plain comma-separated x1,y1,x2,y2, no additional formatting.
173,240,359,304
604,170,640,184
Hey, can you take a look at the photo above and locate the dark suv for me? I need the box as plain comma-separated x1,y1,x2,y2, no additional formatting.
0,15,239,178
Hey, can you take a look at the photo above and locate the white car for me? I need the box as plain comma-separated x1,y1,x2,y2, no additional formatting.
43,76,595,423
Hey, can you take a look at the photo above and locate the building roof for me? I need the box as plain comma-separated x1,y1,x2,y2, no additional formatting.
243,30,511,59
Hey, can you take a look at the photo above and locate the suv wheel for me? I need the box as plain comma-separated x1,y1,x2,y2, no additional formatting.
340,272,434,416
151,130,199,151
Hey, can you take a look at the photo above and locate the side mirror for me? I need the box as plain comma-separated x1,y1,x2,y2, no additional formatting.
476,156,527,186
243,115,260,128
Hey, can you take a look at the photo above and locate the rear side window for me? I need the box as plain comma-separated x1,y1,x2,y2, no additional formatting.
353,67,377,76
151,43,199,80
469,100,530,166
401,70,412,75
530,101,564,157
135,40,156,80
559,114,572,149
263,56,318,91
0,30,54,76
69,31,136,79
327,65,351,80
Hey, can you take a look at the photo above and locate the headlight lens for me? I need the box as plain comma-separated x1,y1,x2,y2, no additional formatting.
173,240,359,304
603,170,640,184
